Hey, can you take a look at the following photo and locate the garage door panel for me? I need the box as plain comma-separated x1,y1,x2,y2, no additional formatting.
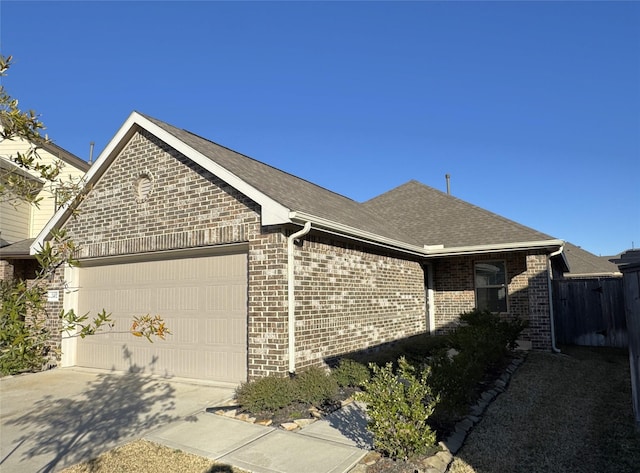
76,252,248,383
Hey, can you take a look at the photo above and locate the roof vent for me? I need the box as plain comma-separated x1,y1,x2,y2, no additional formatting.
134,172,154,203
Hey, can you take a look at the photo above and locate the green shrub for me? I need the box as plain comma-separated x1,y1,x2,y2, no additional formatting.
429,309,527,416
0,280,51,376
451,309,526,367
428,349,484,416
331,358,370,387
357,357,438,460
235,375,297,413
295,366,338,406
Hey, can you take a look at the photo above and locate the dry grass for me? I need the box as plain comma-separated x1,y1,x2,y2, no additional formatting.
449,346,640,473
60,439,248,473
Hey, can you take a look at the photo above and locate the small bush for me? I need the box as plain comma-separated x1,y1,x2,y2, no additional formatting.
429,309,527,417
429,349,484,416
357,357,438,460
451,309,527,367
331,358,370,387
235,375,297,413
295,366,338,406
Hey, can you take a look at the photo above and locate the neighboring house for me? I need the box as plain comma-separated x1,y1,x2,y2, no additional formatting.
0,136,89,280
33,112,570,384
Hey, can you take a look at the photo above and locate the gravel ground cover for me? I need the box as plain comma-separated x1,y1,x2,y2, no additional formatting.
60,439,248,473
449,346,640,473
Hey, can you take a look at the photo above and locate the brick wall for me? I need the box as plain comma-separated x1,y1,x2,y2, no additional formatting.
247,227,289,379
526,253,552,350
65,130,262,259
294,235,426,371
431,251,552,349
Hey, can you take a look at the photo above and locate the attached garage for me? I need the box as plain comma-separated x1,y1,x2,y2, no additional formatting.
74,250,248,384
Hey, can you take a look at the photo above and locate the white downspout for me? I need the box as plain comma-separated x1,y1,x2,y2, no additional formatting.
288,222,312,374
547,245,564,353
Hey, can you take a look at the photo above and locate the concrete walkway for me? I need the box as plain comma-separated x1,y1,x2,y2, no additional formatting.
1,368,370,473
146,401,371,473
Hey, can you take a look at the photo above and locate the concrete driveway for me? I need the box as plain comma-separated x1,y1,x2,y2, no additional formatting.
0,367,235,473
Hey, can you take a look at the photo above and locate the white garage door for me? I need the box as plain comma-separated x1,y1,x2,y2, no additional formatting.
76,251,247,383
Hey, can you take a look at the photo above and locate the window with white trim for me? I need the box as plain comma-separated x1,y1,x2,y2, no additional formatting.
474,260,507,312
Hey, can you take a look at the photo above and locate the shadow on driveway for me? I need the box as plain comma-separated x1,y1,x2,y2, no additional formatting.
1,365,184,473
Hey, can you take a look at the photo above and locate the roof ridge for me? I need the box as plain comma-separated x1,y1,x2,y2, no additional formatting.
142,113,360,205
370,179,554,240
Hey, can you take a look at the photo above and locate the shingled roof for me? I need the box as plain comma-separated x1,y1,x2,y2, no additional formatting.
563,242,621,277
33,112,565,259
362,180,552,248
142,114,413,245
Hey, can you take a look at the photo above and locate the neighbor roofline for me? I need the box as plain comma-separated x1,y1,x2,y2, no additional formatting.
31,111,293,254
39,140,90,172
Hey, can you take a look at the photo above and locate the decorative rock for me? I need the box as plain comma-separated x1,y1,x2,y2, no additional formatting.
438,441,450,453
494,378,506,388
423,467,441,473
255,419,273,426
280,422,299,431
236,413,256,423
293,418,316,428
444,430,465,454
466,415,480,424
362,451,381,465
221,409,237,418
456,418,474,433
309,409,323,419
481,391,494,402
340,397,354,407
435,450,453,466
423,454,447,471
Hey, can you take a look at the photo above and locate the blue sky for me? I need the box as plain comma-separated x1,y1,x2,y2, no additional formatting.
1,1,638,256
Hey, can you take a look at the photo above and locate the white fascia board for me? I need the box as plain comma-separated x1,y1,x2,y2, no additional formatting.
30,112,292,254
424,239,566,257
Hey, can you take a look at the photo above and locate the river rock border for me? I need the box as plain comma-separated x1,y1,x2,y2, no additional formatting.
415,354,526,473
349,353,527,473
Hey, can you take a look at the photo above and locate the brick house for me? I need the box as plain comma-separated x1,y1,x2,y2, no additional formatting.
32,112,569,384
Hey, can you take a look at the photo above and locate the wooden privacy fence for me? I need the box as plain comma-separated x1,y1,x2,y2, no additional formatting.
553,277,627,348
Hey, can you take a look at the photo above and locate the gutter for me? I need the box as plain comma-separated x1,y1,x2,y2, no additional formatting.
289,211,565,258
287,221,312,374
547,245,564,353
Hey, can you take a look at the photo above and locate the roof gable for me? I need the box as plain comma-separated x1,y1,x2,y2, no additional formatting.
142,114,411,244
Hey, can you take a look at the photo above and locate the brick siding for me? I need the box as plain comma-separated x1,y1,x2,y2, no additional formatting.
431,251,552,349
294,235,426,371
